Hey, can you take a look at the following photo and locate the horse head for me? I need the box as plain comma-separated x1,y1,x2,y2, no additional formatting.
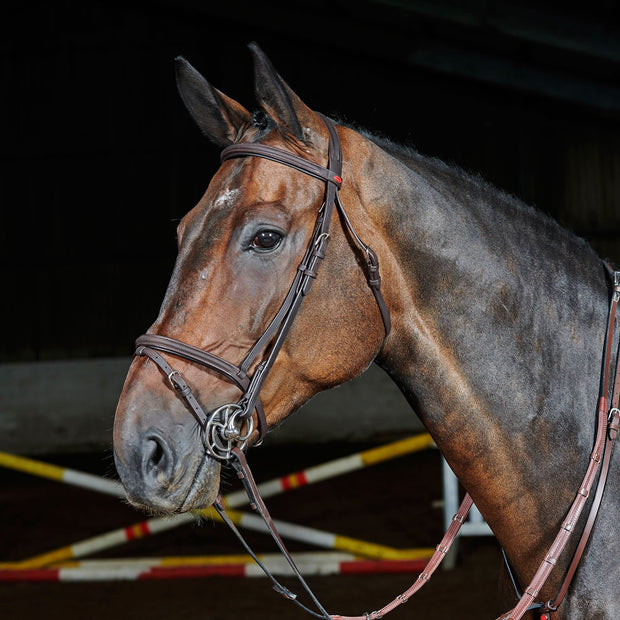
113,44,389,513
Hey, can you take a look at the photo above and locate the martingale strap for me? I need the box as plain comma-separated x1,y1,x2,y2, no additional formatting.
542,268,620,615
496,266,620,620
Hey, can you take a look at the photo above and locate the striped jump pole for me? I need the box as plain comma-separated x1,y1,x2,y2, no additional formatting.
221,433,435,509
55,552,358,569
0,504,434,570
0,451,123,497
0,434,434,505
0,512,195,570
208,506,434,561
0,552,428,583
0,434,435,569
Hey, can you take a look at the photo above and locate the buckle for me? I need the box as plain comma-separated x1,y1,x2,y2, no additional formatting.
167,369,181,388
608,407,620,439
313,232,330,249
613,271,620,301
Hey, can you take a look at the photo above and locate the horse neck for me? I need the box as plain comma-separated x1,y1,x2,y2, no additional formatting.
358,135,610,559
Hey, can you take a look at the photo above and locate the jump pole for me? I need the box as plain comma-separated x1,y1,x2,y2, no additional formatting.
221,433,435,508
0,504,434,570
0,552,429,583
208,506,434,561
0,433,434,502
0,434,436,569
0,450,123,497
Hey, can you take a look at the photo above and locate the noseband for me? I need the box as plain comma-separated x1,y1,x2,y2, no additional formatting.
135,114,390,460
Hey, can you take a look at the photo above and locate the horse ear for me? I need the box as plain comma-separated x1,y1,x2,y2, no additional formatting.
175,56,251,147
249,42,317,143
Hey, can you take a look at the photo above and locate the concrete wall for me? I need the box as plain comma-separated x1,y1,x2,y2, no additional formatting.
0,359,423,455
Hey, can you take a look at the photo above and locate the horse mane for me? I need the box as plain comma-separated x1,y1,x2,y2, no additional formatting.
347,121,603,272
353,122,532,214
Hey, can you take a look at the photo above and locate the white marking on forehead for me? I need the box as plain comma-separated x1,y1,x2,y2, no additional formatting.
213,187,240,209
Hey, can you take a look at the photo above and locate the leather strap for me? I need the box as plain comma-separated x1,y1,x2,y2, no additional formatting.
221,143,343,187
228,448,333,619
223,446,473,620
331,494,474,620
136,336,268,437
136,344,210,428
542,270,620,613
497,269,620,619
137,335,251,389
335,193,391,334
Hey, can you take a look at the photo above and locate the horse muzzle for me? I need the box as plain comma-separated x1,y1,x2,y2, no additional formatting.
113,398,223,513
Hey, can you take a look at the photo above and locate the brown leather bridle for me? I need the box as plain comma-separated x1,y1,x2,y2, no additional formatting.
130,114,619,620
135,114,390,461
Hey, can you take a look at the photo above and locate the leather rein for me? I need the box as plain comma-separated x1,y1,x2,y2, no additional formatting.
132,116,620,619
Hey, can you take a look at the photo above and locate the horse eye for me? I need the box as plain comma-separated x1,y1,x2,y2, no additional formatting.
252,230,282,251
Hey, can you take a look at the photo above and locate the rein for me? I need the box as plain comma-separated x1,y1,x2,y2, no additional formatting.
132,116,620,619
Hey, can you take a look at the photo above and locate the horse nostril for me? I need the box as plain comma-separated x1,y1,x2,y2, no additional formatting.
144,435,172,479
149,438,164,467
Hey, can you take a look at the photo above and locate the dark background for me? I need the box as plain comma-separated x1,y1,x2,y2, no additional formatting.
3,0,620,362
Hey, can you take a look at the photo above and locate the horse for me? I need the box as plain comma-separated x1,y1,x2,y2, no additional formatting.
113,43,620,618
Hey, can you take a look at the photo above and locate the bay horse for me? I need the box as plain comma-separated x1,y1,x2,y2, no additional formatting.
113,44,619,618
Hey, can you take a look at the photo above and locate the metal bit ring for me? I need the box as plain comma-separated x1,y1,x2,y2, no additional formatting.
203,403,255,461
